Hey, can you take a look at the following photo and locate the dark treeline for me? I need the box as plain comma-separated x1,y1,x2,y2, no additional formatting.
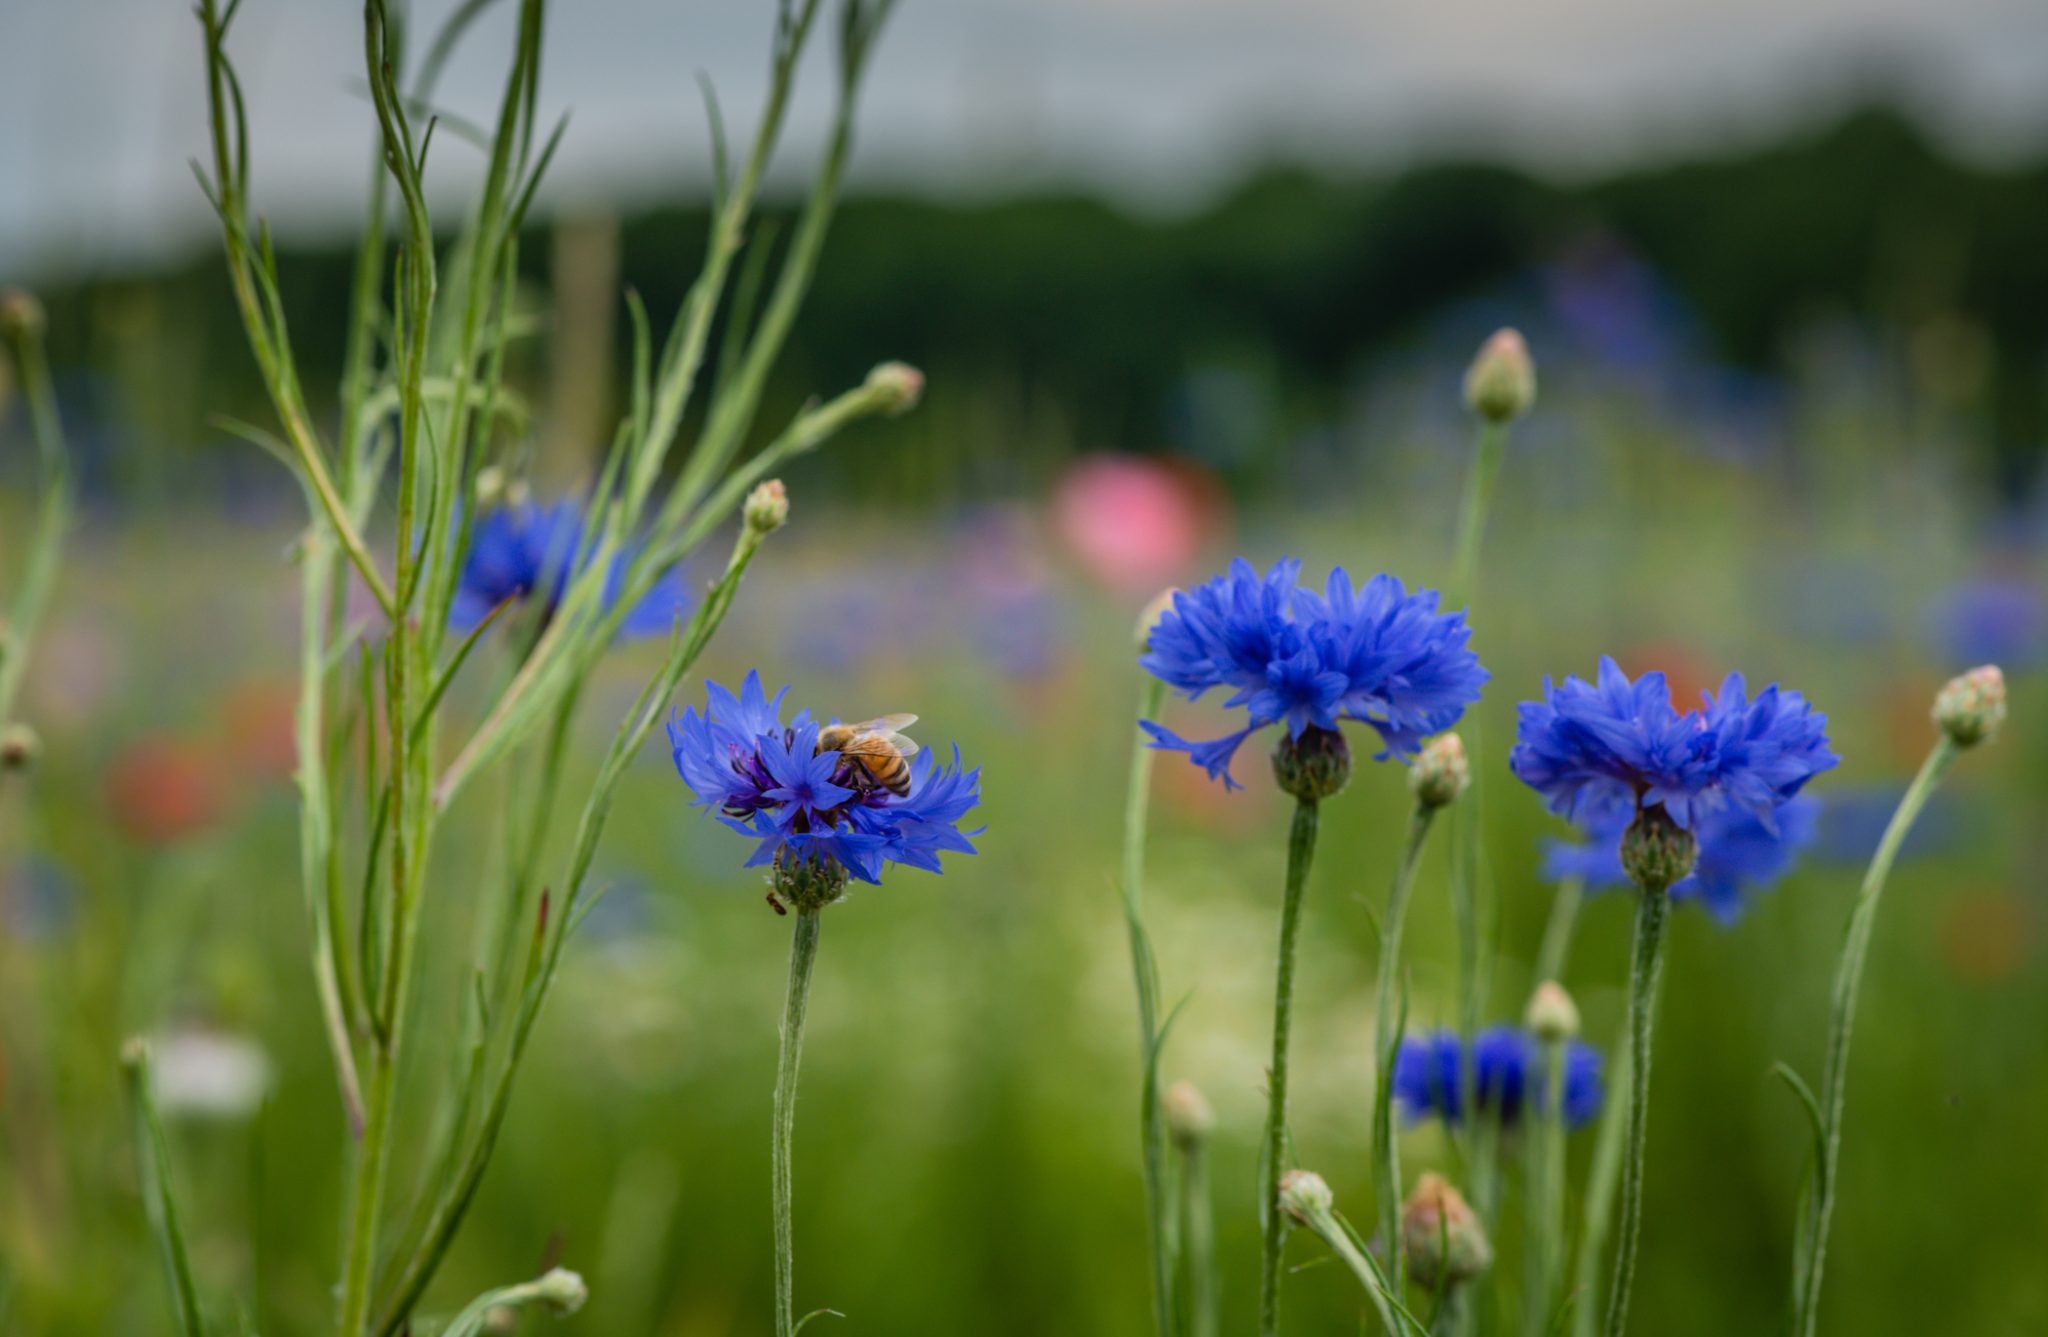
25,105,2048,499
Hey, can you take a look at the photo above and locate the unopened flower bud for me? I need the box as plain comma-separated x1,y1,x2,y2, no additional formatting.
1620,805,1696,893
1277,1168,1334,1225
1272,726,1351,803
1410,733,1469,809
743,479,789,536
1163,1079,1215,1148
0,288,46,343
1525,980,1579,1043
1401,1172,1492,1290
533,1267,588,1316
1463,328,1536,424
1135,588,1180,652
865,361,924,416
772,849,849,914
1,722,41,772
1933,664,2005,749
474,465,510,508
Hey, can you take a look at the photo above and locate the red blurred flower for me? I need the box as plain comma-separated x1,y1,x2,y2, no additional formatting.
106,737,229,846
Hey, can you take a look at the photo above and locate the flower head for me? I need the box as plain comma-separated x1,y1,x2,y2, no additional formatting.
1140,558,1487,789
1541,793,1820,925
452,497,690,639
1510,656,1836,831
1394,1026,1602,1130
667,673,982,907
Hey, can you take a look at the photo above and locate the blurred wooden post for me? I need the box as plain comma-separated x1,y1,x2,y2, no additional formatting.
542,210,620,486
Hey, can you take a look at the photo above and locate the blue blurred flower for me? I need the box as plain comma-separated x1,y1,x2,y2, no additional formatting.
667,672,982,885
451,497,690,638
1139,558,1487,788
1542,794,1821,926
1928,576,2046,671
1394,1026,1602,1130
1510,656,1836,831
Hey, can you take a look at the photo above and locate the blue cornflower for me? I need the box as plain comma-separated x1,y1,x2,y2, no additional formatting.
451,497,690,638
1394,1026,1602,1130
667,672,982,898
1928,575,2046,671
1510,656,1836,832
1541,794,1821,926
1139,558,1487,788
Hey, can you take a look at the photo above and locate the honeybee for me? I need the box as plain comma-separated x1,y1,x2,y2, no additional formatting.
816,713,920,797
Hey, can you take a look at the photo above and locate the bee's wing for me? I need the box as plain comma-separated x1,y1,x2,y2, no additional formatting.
851,713,918,733
878,734,920,758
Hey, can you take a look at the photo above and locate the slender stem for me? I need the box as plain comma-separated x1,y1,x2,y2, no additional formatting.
1600,887,1670,1337
121,1042,207,1337
1792,739,1957,1337
1525,1041,1568,1337
1372,804,1438,1294
1176,1140,1216,1337
1119,677,1177,1337
1293,1203,1413,1337
1258,799,1321,1337
1534,877,1584,988
0,302,73,740
774,910,825,1337
1570,1045,1629,1337
1446,420,1507,611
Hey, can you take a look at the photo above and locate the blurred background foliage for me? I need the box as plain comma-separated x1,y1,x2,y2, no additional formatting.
3,83,2048,1337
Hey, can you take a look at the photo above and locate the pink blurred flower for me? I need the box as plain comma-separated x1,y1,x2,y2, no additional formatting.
1051,454,1223,595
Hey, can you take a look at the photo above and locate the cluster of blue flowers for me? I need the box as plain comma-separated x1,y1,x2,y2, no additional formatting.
1394,1026,1603,1130
1140,558,1488,788
451,496,691,637
1510,656,1836,832
1542,795,1822,925
668,672,982,886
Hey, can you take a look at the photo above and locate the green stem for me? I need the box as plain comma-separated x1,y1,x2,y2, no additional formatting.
1792,738,1958,1337
1525,1041,1568,1337
774,910,825,1337
1570,1045,1629,1337
121,1042,208,1337
1447,420,1506,611
1258,799,1321,1337
0,302,74,742
1176,1140,1216,1337
1294,1203,1414,1337
1600,887,1670,1337
1372,804,1438,1294
1120,678,1178,1337
1534,877,1584,988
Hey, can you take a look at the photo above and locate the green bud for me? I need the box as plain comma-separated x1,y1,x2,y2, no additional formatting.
1277,1168,1334,1225
771,849,850,914
1933,664,2006,749
1163,1079,1215,1148
1620,805,1696,893
533,1267,588,1316
743,478,790,536
1,722,40,772
1410,733,1469,809
1525,980,1579,1043
865,361,925,416
1272,726,1350,804
1402,1172,1492,1290
1463,327,1536,424
0,288,46,344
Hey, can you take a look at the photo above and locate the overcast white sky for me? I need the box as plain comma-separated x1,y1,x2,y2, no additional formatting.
2,0,2046,275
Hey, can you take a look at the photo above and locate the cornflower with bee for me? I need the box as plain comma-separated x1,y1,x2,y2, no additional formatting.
668,671,981,1336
